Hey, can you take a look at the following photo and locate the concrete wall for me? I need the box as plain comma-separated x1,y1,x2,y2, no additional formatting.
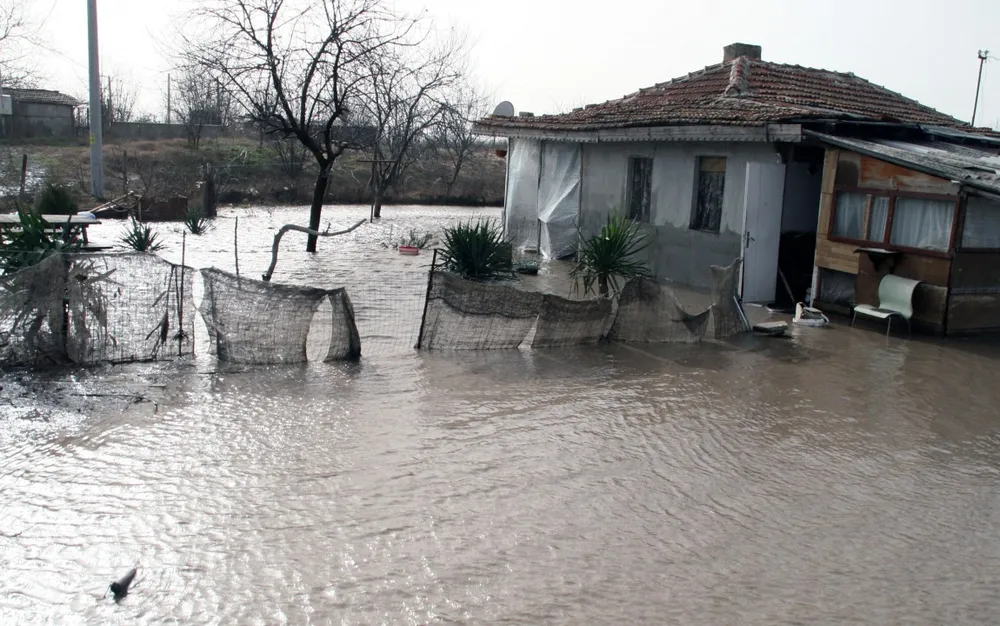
105,122,223,141
579,141,779,289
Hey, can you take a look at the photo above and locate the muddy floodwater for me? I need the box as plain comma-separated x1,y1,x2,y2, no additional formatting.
2,205,1000,625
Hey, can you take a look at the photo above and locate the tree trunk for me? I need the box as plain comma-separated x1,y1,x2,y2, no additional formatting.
202,164,217,218
598,274,609,299
372,193,383,219
306,167,330,252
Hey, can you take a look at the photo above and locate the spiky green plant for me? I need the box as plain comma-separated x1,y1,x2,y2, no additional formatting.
0,205,83,274
440,219,513,280
183,205,213,235
120,218,164,252
570,212,651,298
34,183,79,215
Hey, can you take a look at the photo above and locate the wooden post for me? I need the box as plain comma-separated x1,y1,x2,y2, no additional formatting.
202,163,217,218
414,248,438,350
178,231,186,356
123,149,128,195
234,216,240,279
18,154,27,203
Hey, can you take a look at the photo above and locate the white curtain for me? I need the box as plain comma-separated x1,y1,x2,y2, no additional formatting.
870,196,890,242
833,192,864,239
504,138,542,251
537,143,581,259
961,196,1000,249
890,197,954,252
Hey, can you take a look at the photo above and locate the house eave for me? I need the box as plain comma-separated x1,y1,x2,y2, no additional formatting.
472,123,803,143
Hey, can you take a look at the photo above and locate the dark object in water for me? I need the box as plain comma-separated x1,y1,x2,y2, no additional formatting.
514,260,539,275
109,567,137,600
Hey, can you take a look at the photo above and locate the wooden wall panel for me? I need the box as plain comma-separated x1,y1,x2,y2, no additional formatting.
951,252,1000,291
855,253,950,333
948,294,1000,333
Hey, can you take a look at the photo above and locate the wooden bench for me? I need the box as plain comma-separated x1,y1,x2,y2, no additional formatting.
851,274,921,338
0,213,100,244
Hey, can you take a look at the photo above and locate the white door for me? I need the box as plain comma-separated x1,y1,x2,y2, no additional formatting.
740,162,786,303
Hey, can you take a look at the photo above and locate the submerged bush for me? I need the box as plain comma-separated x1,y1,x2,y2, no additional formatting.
570,211,650,298
120,218,164,252
35,183,78,215
184,205,213,235
440,219,512,280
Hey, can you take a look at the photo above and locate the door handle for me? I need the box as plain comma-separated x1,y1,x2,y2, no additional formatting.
744,230,755,248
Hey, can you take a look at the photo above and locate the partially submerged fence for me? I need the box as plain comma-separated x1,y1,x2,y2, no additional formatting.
0,253,194,367
415,255,746,350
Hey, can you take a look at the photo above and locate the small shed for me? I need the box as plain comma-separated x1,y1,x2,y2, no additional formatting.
1,88,82,138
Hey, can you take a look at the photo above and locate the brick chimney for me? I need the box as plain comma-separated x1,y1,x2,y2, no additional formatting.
723,43,762,63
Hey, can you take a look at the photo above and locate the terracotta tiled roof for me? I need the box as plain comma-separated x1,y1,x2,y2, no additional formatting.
3,88,82,107
476,58,967,133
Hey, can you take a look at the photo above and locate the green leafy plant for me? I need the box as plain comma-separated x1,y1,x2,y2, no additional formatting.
0,205,83,274
440,219,513,280
570,211,651,298
398,229,434,249
34,183,79,215
183,205,213,235
120,218,164,252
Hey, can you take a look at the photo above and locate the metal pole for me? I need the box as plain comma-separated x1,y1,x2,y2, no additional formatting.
166,74,171,124
972,50,989,127
87,0,104,198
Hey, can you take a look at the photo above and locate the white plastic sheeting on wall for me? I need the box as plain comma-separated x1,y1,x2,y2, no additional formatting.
537,142,582,259
504,138,541,250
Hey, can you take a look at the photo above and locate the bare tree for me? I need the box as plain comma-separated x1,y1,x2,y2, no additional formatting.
170,66,227,148
437,82,491,196
0,0,43,88
178,0,417,252
358,39,462,218
101,72,140,124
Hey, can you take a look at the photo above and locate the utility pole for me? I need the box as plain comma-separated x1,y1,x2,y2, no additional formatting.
87,0,104,198
166,74,171,124
972,50,989,127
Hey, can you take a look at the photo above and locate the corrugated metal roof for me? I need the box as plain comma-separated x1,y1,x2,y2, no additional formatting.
475,57,970,134
805,131,1000,196
3,88,82,107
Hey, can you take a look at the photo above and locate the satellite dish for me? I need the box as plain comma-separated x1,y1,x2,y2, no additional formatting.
492,101,515,117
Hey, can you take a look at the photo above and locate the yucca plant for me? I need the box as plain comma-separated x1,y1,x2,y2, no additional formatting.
570,211,651,298
0,205,82,274
120,218,164,252
184,205,213,235
440,219,513,280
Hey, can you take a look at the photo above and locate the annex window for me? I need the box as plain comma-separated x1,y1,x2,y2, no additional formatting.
691,157,726,233
627,157,652,222
830,188,958,254
961,196,1000,249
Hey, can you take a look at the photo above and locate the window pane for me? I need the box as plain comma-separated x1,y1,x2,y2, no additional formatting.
628,157,652,222
961,196,1000,249
890,197,954,251
692,157,725,233
833,192,865,239
869,196,889,242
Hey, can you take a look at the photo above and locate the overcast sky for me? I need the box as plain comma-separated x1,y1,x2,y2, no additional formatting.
33,0,1000,128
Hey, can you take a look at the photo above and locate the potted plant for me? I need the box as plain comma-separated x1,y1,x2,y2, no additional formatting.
397,229,434,255
440,219,514,280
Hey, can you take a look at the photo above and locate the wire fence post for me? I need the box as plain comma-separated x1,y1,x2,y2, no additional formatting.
414,248,438,350
234,216,240,279
178,231,186,356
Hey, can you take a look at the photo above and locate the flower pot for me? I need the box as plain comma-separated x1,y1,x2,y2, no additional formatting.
398,245,420,256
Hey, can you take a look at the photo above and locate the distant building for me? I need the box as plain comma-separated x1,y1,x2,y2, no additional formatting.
0,88,82,138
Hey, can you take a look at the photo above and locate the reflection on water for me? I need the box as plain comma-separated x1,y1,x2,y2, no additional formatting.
2,206,1000,624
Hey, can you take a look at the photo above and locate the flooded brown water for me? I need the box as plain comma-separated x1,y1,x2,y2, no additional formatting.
2,206,1000,624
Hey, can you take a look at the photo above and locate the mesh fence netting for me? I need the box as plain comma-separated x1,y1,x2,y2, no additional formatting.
418,271,543,350
200,268,361,364
0,253,195,367
530,294,612,348
710,258,748,339
606,276,711,343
